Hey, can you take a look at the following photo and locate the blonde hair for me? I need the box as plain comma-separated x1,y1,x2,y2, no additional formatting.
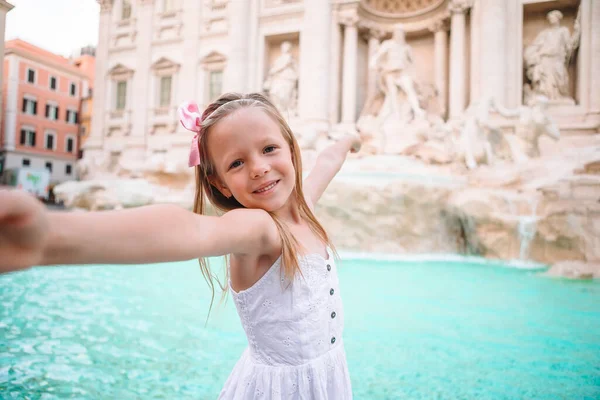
193,92,335,316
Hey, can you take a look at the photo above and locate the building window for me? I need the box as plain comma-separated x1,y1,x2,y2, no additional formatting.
22,98,37,115
50,76,57,90
65,110,78,124
159,76,172,107
66,110,78,124
45,162,52,172
209,70,223,102
80,125,87,136
20,129,36,147
22,158,30,167
45,132,55,150
122,0,132,19
116,81,127,110
45,103,59,121
27,68,36,84
66,137,75,153
66,164,72,175
70,83,77,97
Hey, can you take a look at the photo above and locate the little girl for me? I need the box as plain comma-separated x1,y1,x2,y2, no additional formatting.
0,92,361,399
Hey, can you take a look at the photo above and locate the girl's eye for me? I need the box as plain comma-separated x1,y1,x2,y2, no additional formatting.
264,146,276,153
229,160,242,170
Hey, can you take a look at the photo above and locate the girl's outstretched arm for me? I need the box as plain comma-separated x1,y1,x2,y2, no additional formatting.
0,189,278,273
303,134,361,207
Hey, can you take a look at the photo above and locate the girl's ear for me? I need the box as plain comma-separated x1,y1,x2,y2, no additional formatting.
208,175,232,198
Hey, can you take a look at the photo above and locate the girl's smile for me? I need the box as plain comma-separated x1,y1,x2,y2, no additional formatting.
253,179,280,195
207,107,296,213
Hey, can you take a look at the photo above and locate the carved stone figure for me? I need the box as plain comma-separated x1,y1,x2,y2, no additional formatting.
455,96,561,169
523,9,581,105
369,24,425,121
263,41,298,115
455,97,503,170
506,96,561,162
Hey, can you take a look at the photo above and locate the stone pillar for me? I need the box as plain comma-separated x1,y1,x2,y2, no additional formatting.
365,27,385,102
130,0,154,141
0,0,13,142
298,0,331,127
178,0,201,102
87,0,112,150
448,0,470,118
341,15,359,125
223,0,250,93
329,20,342,125
478,0,506,105
589,0,600,111
429,19,449,118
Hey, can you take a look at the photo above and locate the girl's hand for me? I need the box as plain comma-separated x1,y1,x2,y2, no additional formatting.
349,133,362,154
0,189,50,273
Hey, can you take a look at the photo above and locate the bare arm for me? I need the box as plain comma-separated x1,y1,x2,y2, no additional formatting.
42,205,277,265
304,135,361,207
0,188,278,272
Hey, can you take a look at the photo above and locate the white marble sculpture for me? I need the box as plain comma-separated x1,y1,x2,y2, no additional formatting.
456,97,504,170
523,9,581,105
370,23,425,121
263,41,298,115
507,95,561,162
455,96,561,169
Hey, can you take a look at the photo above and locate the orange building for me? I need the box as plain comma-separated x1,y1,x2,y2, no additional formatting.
1,40,91,183
73,46,95,151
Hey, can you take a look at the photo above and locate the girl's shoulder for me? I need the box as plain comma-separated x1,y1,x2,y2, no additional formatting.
223,208,281,256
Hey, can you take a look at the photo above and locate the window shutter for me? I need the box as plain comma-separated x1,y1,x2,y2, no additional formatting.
45,104,50,117
31,131,36,147
20,129,26,145
56,107,60,120
22,99,26,112
66,110,70,122
32,101,37,115
75,112,79,124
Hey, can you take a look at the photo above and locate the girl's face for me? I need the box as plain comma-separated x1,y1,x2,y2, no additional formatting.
206,107,296,213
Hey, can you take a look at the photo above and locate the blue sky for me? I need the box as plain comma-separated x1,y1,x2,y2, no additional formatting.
6,0,100,57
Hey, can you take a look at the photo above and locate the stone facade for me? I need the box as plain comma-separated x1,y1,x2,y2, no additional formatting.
62,0,600,276
86,0,599,175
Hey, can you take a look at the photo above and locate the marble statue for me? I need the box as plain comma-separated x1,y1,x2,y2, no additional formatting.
263,41,298,115
523,9,581,105
455,97,504,170
455,96,561,169
370,24,425,121
507,95,561,162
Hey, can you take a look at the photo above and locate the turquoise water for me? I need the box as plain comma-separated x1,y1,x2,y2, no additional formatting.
1,258,599,399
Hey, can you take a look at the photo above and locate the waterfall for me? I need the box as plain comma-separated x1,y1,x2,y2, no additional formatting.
517,198,538,260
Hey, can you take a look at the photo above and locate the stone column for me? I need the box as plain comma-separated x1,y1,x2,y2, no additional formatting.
365,26,385,102
130,0,154,142
87,0,112,150
448,0,470,118
589,0,600,111
298,0,331,128
178,0,201,104
429,19,449,118
223,0,251,93
341,15,359,125
329,20,342,125
478,0,506,105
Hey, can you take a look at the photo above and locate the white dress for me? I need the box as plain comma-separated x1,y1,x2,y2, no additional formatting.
219,248,352,399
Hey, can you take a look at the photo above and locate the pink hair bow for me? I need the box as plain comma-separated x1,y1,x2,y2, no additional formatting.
178,101,203,167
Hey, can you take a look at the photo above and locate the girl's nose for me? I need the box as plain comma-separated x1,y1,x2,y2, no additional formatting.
251,163,270,179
